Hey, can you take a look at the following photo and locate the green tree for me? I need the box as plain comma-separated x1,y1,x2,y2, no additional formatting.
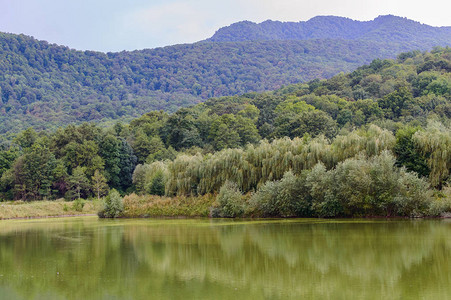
414,122,451,188
14,128,37,150
393,126,429,177
0,148,19,178
16,141,57,200
63,140,104,177
149,171,165,196
378,87,413,118
209,114,241,150
98,189,124,218
132,129,153,164
68,166,90,199
92,170,109,199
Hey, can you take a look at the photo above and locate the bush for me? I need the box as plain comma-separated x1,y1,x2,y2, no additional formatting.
278,171,312,217
428,197,451,217
306,163,344,217
98,189,124,218
428,185,451,216
249,181,280,217
250,171,312,217
250,152,434,218
72,198,85,212
394,171,432,217
212,181,244,218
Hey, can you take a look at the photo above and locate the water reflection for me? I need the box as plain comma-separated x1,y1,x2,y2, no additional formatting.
0,218,451,299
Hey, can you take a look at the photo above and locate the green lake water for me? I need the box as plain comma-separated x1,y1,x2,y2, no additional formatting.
1,217,451,299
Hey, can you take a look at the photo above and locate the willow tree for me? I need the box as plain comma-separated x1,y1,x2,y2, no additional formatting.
331,125,395,163
197,148,251,194
165,154,203,195
414,122,451,187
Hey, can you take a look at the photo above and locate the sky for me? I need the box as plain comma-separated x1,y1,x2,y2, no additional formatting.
0,0,450,52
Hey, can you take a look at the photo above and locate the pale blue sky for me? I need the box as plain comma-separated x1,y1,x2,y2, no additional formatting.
1,0,450,52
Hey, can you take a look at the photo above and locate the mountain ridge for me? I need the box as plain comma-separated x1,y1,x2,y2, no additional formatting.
208,15,451,43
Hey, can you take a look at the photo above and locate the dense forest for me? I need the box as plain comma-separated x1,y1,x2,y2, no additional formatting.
0,48,450,218
1,15,451,134
208,15,451,44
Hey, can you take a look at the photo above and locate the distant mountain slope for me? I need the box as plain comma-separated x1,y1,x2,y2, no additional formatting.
208,15,451,47
1,15,451,134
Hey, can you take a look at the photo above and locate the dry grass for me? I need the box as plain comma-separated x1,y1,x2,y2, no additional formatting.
0,199,101,220
123,193,215,218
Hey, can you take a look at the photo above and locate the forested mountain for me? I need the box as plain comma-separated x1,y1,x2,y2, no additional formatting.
1,48,450,218
209,15,451,45
1,15,451,134
1,48,450,199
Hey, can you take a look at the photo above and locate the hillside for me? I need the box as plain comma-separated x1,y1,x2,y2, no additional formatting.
1,49,450,218
209,15,451,46
1,15,451,134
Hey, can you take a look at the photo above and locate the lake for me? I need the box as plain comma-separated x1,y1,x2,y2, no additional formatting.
0,217,451,299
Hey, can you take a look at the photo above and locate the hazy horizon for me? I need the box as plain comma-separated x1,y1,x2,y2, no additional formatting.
1,0,451,52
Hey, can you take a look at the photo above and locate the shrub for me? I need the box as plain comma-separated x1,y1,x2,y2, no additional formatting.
98,189,124,218
279,171,312,217
428,197,451,217
428,185,451,217
249,181,280,217
249,171,312,217
72,198,85,212
306,163,344,217
394,171,432,217
212,181,244,218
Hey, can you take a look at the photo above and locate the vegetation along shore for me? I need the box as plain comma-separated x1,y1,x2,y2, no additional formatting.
1,48,450,219
0,199,100,220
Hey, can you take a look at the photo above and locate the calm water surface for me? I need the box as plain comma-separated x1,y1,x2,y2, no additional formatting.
0,217,451,299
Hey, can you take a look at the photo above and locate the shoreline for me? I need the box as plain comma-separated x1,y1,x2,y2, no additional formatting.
0,214,97,221
2,193,450,221
0,200,101,220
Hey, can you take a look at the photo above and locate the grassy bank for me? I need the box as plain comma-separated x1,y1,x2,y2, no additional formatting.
0,199,101,220
122,194,215,218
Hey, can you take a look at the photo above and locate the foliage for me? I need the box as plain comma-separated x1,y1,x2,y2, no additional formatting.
0,122,136,201
212,181,245,218
91,170,109,199
249,152,433,218
68,166,90,200
149,171,165,196
122,193,215,218
98,189,123,218
208,15,451,46
164,125,396,196
413,122,451,187
132,161,168,195
1,16,451,134
393,125,430,177
0,45,450,218
72,198,85,212
249,171,311,217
